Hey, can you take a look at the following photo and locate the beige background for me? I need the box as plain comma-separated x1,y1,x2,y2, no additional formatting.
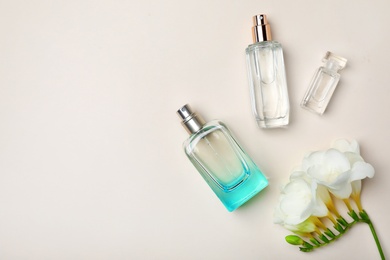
0,0,389,259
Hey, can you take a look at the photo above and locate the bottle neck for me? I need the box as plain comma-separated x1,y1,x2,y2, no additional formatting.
182,114,205,134
325,60,342,72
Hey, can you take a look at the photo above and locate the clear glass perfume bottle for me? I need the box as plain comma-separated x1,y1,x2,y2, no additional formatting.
301,52,347,115
246,14,290,128
177,104,268,212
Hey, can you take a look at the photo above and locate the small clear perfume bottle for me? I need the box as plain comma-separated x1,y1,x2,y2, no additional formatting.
246,14,290,128
177,104,268,212
301,52,347,115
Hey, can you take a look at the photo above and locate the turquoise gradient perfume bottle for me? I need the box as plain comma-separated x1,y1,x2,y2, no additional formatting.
177,104,268,211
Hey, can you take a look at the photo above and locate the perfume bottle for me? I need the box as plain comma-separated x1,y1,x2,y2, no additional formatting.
246,14,290,128
301,52,347,115
177,104,268,212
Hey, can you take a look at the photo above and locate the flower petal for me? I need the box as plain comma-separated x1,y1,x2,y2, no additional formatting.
280,194,311,225
277,179,315,225
329,183,352,199
302,151,324,172
332,139,360,154
351,180,362,196
312,193,328,217
328,170,351,190
306,149,351,185
344,152,364,166
323,149,351,174
284,218,317,233
315,184,332,205
350,161,375,182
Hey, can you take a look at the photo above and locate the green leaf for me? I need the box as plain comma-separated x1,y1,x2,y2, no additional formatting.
299,247,313,252
337,217,349,227
325,229,336,239
334,223,345,234
336,219,345,227
310,238,320,246
285,235,304,245
319,234,330,243
359,210,370,222
348,210,360,221
302,241,313,249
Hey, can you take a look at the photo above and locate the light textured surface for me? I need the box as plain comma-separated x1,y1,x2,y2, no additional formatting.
0,0,389,259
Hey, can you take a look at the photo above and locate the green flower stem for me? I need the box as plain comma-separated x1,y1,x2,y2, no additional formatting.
367,220,385,259
358,210,385,260
289,221,357,252
287,210,385,259
311,222,356,249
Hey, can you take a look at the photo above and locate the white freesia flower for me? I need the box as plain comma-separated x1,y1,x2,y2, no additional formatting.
301,142,374,199
290,171,333,210
331,139,373,210
274,178,328,228
275,139,383,257
275,139,375,230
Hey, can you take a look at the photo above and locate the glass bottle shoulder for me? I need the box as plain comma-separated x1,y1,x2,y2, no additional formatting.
318,66,341,79
246,40,283,53
183,120,227,153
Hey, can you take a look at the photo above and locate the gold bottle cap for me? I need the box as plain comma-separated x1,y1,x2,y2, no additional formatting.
252,14,272,43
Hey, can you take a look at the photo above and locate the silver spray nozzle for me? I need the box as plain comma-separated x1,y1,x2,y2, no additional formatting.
177,104,206,134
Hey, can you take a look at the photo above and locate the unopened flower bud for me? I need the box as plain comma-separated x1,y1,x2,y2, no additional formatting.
285,235,304,245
